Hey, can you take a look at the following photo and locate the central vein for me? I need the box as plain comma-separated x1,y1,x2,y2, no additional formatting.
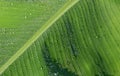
0,0,79,74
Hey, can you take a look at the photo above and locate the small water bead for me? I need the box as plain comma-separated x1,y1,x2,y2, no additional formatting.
95,36,98,38
54,73,57,76
11,3,13,6
95,35,101,39
29,13,32,15
24,16,27,19
40,67,43,70
12,32,15,34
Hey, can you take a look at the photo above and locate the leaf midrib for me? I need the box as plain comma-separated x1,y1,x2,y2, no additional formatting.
0,0,79,75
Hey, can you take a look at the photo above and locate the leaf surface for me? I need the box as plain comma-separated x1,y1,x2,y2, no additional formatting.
1,0,120,76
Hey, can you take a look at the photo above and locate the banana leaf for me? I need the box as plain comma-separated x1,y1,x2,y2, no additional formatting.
0,0,120,76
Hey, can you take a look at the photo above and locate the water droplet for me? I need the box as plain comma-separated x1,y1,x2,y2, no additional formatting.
12,32,15,34
10,42,14,45
95,36,98,38
54,73,57,76
24,16,27,19
40,67,43,70
30,13,32,15
11,3,13,6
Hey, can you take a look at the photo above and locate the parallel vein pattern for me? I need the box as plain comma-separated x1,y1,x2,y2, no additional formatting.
0,0,79,75
1,0,120,76
0,0,68,68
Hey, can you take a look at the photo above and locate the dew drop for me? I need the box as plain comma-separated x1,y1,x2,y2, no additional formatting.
30,13,32,15
10,42,14,45
95,36,98,38
40,67,43,70
11,3,13,6
24,16,27,19
54,73,57,76
12,32,15,34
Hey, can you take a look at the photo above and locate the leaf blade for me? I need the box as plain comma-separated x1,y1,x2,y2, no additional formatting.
0,0,79,74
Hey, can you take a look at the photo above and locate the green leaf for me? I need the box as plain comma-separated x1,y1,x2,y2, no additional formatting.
0,0,120,76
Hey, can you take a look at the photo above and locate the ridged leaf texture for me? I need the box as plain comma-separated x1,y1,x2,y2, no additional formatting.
0,0,120,76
